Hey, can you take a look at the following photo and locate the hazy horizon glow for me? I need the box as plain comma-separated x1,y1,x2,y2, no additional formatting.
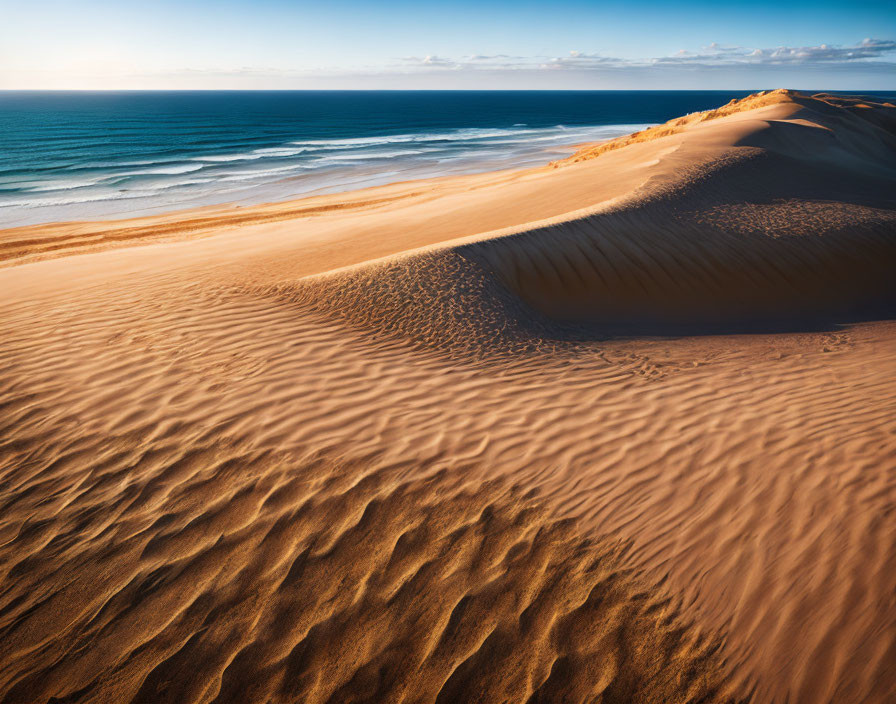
2,0,895,90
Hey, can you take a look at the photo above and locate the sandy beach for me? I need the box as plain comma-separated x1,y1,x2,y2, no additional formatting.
0,89,894,703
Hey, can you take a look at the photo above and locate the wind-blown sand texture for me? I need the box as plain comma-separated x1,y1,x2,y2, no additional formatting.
0,89,894,703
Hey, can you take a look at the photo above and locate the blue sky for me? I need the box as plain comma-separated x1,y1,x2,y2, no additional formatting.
1,0,894,89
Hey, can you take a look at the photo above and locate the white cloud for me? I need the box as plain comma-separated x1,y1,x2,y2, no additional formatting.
655,38,896,65
396,38,896,74
10,38,892,90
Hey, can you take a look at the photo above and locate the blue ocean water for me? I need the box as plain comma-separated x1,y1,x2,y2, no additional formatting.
0,90,796,227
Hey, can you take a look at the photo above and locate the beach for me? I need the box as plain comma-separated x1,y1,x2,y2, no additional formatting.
0,89,894,703
2,89,715,228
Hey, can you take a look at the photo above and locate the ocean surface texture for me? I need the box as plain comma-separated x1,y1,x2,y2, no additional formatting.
0,90,768,227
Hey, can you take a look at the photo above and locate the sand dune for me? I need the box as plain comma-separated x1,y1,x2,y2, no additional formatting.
285,90,896,350
0,90,894,703
558,89,896,163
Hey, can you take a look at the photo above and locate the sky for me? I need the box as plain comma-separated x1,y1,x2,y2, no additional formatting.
1,0,894,90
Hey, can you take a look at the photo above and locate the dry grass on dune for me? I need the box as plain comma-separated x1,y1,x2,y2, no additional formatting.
555,89,896,164
554,89,798,165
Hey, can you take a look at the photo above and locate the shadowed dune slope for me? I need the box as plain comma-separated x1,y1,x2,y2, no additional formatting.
285,91,896,349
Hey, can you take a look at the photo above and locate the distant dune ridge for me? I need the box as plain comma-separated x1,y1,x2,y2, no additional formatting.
287,89,896,351
0,90,894,703
556,89,896,163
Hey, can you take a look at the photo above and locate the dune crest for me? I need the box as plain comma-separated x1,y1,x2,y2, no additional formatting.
556,89,896,163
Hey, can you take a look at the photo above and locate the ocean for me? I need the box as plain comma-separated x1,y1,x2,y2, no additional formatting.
0,90,782,227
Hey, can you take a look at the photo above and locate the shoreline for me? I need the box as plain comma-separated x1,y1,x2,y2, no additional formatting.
0,131,645,270
0,111,652,230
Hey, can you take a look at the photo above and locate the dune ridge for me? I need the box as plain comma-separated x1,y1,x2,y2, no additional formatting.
285,92,896,351
0,90,895,703
557,89,896,163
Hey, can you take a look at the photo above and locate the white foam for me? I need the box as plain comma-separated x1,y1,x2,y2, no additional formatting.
250,147,308,157
192,153,267,163
216,164,313,182
288,126,543,150
317,149,426,162
23,177,110,193
2,121,652,226
126,163,205,176
0,190,159,209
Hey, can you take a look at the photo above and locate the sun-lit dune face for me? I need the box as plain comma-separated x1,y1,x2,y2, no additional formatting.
556,90,896,165
554,90,801,164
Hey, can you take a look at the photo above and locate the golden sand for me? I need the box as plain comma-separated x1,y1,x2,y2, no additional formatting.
0,90,894,703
